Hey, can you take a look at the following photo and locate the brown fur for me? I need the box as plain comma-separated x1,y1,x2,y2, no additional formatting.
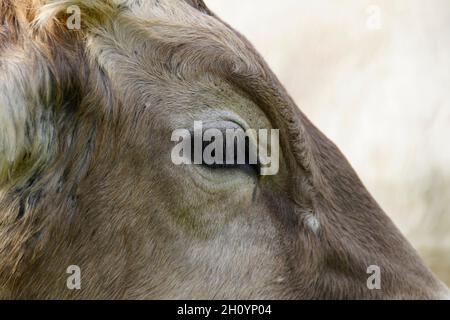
0,0,447,299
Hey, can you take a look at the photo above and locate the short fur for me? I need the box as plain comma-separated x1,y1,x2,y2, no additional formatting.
0,0,447,299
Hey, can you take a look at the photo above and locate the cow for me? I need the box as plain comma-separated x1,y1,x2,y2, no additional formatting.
0,0,448,299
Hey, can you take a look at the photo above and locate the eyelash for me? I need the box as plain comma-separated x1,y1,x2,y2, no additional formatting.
193,137,261,175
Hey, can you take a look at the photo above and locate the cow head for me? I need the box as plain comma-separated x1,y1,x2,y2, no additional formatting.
0,0,448,299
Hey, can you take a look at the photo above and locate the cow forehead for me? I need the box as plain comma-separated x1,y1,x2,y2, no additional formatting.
34,0,315,185
115,0,209,12
36,0,212,25
35,0,260,74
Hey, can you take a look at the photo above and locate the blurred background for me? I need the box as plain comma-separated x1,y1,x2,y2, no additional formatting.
207,0,450,285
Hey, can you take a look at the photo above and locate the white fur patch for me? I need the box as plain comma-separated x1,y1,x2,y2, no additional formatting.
305,214,320,234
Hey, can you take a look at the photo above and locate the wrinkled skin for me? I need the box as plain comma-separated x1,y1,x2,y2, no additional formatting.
0,0,448,299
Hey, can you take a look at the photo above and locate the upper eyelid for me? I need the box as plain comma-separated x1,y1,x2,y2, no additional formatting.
193,120,245,133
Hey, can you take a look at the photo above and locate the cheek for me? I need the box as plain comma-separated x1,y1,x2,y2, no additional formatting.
167,175,254,238
152,164,257,238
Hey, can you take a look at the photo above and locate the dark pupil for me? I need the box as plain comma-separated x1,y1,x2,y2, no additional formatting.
190,134,260,174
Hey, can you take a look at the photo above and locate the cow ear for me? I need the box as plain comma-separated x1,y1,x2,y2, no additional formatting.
0,62,56,186
185,0,213,15
0,18,57,186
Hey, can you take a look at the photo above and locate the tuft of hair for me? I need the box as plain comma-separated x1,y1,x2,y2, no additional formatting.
0,0,92,186
33,0,118,31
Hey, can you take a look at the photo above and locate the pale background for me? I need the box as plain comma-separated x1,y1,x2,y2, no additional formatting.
207,0,450,285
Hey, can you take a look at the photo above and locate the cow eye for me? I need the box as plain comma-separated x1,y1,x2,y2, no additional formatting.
201,136,261,176
189,129,260,176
